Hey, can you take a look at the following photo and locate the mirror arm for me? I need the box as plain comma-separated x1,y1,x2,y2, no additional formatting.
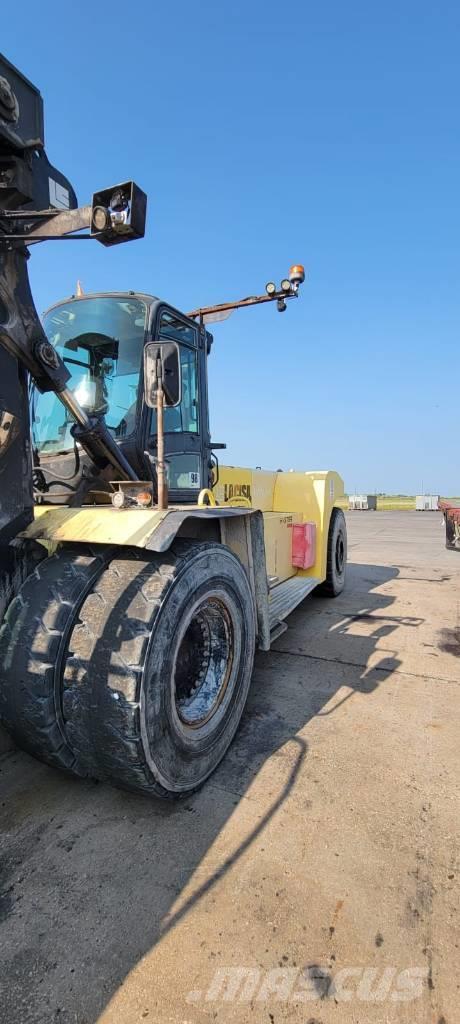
155,358,168,510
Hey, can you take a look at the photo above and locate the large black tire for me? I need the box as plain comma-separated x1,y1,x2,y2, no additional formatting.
0,545,112,772
62,541,256,797
317,508,347,597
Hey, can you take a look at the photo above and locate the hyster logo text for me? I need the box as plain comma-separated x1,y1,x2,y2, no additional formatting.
224,483,252,502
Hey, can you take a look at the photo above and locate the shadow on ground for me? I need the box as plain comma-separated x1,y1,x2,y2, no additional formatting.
0,561,411,1023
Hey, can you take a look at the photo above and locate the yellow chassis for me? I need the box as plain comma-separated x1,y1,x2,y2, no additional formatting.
23,467,343,584
21,466,344,650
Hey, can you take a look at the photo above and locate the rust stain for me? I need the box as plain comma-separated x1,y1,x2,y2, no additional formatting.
329,898,344,937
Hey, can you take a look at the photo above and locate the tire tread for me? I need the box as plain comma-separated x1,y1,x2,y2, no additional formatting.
0,545,113,771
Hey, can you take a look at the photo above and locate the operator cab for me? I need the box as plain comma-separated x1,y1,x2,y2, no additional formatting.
32,292,214,506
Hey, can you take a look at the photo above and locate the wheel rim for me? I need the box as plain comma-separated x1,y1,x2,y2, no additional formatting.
335,530,345,575
174,597,234,728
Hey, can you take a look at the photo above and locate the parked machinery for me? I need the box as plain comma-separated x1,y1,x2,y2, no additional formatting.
0,54,347,796
439,501,460,550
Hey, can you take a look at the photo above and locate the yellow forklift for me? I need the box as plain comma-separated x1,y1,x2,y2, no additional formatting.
0,54,346,797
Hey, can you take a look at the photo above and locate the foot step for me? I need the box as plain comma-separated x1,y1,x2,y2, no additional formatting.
269,620,288,643
268,575,320,630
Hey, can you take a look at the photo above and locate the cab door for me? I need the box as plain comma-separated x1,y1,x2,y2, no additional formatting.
146,306,210,503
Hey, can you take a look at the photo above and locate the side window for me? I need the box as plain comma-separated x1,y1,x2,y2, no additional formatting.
177,345,199,433
149,312,199,435
159,311,197,347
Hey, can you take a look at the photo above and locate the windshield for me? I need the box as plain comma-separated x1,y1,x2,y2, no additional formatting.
33,296,147,453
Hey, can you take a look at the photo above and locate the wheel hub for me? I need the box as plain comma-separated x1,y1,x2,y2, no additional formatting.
335,532,345,574
174,597,234,727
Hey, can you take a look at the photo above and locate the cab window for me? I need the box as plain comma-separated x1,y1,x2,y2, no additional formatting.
149,311,199,435
33,297,146,453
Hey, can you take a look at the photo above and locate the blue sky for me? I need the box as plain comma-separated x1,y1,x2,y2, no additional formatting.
4,1,459,494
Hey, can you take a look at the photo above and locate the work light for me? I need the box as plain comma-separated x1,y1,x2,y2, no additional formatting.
289,264,305,286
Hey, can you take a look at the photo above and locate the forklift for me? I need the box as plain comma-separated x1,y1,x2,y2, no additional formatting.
0,54,347,797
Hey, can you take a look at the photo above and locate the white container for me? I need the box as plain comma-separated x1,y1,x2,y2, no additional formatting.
348,494,377,511
415,495,439,511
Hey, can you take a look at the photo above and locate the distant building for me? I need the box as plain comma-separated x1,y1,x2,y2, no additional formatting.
348,494,377,511
415,495,439,511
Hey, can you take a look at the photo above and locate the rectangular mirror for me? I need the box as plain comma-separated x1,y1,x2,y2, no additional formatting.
144,341,181,408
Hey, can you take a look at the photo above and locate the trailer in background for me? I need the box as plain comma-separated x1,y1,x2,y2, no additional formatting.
348,494,377,511
415,494,439,511
439,500,460,550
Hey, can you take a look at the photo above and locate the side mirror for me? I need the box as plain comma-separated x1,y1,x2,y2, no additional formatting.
144,341,181,408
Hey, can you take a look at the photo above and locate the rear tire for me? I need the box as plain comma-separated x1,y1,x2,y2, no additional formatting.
62,541,256,797
0,545,112,771
317,508,347,597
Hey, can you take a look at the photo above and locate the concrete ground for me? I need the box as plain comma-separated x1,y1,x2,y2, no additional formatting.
0,512,458,1024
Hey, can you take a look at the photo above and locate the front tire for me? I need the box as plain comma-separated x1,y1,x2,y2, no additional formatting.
62,541,256,797
0,546,112,771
